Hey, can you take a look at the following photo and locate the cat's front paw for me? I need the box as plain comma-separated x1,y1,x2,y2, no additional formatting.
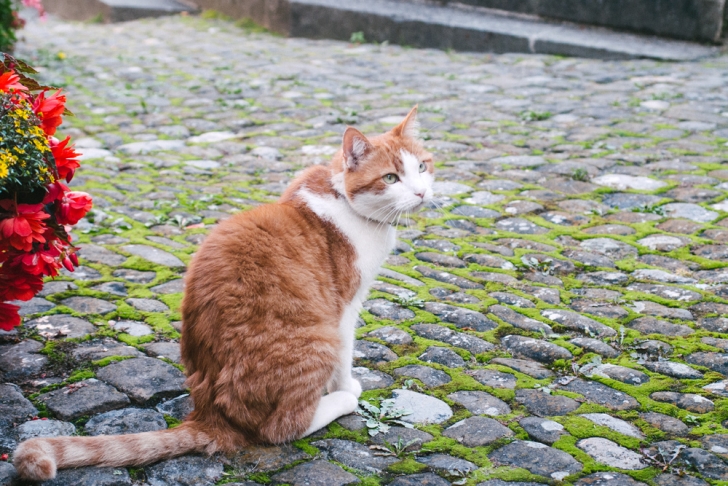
347,377,363,398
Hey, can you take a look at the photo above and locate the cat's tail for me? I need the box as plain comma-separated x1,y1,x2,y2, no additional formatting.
13,421,215,481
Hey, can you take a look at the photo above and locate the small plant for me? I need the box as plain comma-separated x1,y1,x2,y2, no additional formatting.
521,255,554,275
571,168,590,182
520,110,552,122
357,398,413,436
683,415,700,426
640,444,687,475
401,379,423,392
369,437,421,458
632,204,665,216
397,296,425,308
349,31,366,44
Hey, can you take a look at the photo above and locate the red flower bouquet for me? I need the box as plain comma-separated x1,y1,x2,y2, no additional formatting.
0,55,92,331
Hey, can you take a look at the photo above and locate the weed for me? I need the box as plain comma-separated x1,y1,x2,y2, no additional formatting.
350,31,366,44
369,437,421,458
571,168,590,182
520,111,552,122
396,296,425,308
640,444,688,475
357,397,413,436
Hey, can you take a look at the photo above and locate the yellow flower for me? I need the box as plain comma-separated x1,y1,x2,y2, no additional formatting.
0,160,7,178
57,52,66,60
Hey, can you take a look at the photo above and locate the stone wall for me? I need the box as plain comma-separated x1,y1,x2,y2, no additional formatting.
457,0,726,42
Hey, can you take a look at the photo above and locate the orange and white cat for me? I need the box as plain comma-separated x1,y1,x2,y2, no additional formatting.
14,106,434,480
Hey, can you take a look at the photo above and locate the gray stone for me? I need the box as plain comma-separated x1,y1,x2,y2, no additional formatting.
368,326,412,345
640,412,689,436
61,296,117,315
563,379,639,410
541,309,616,337
78,244,127,266
38,379,130,420
570,338,620,358
643,361,703,379
370,426,433,451
0,340,48,380
416,266,483,290
650,392,714,413
363,299,415,321
271,459,359,485
577,437,646,470
0,383,38,423
502,335,572,363
654,473,710,486
113,268,156,283
391,390,452,424
354,340,398,363
467,368,517,389
416,453,476,474
42,466,132,485
121,244,185,267
443,416,512,447
96,357,187,405
126,298,169,312
72,339,144,361
489,305,550,333
14,297,56,315
229,444,310,472
515,389,580,417
581,413,644,438
145,455,224,486
313,439,398,472
389,473,449,486
580,238,637,260
424,302,496,331
16,419,75,441
663,203,718,223
519,416,568,444
411,324,493,354
114,320,153,337
585,364,649,385
419,346,466,368
448,390,511,416
496,217,548,234
491,358,554,379
393,365,451,387
629,317,694,336
151,279,185,294
92,281,128,296
489,440,583,480
0,462,16,485
85,407,167,436
352,366,393,391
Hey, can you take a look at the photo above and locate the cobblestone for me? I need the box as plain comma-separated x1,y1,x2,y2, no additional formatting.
2,9,728,485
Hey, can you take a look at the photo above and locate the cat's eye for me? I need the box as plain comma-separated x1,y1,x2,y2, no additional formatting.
419,162,426,173
383,173,399,184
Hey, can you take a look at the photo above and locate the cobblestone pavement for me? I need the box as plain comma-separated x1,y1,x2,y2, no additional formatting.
2,11,728,486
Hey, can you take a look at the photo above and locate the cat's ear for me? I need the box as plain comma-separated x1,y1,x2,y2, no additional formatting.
391,105,419,139
342,127,373,170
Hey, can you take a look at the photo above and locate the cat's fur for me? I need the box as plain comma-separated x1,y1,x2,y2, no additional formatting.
13,106,434,480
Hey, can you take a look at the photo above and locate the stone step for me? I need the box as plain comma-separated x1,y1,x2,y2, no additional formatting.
440,0,726,43
191,0,720,61
43,0,196,23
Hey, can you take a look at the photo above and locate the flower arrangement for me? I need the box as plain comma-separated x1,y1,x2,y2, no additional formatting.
0,54,92,331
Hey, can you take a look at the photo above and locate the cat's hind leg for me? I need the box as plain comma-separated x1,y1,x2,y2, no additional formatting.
302,391,358,437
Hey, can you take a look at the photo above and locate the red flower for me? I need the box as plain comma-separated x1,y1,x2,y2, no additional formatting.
0,70,28,97
32,90,66,136
50,136,81,183
0,303,21,332
0,202,49,252
0,266,43,301
56,191,92,226
13,245,62,277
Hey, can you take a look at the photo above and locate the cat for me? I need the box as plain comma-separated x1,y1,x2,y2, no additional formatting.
13,106,434,480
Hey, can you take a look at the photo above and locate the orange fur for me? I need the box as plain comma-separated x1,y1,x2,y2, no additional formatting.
13,107,434,480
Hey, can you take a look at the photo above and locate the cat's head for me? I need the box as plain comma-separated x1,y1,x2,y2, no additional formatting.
333,106,434,224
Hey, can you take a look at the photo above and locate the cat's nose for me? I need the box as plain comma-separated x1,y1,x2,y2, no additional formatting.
415,192,425,199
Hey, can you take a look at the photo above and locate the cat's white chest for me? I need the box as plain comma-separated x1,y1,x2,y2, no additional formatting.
298,189,394,296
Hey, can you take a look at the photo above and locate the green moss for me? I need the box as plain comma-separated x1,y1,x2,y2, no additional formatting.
92,355,135,367
386,457,427,474
164,415,182,428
